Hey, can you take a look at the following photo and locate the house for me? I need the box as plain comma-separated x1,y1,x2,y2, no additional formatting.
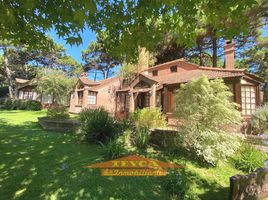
69,41,263,123
15,78,52,105
69,73,121,114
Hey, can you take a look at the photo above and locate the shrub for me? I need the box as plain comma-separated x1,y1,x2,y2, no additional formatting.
3,98,13,109
247,105,268,135
0,86,9,98
105,136,128,159
163,169,200,200
3,98,42,111
177,128,241,165
79,108,120,144
130,107,167,130
232,143,267,173
25,100,42,110
174,76,242,165
47,105,70,120
132,127,150,149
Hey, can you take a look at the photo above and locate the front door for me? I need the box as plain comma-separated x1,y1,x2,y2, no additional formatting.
136,92,150,109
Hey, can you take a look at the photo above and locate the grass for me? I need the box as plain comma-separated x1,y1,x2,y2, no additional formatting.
0,110,243,199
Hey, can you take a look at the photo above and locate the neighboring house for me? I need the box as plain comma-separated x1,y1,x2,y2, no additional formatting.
69,41,263,123
15,78,52,104
69,74,121,114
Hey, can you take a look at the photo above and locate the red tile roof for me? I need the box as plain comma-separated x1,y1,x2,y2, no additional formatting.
79,77,99,85
151,67,246,85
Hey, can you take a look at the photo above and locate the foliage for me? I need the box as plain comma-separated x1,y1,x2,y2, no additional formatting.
47,105,70,120
105,135,128,159
79,108,120,144
3,98,41,111
118,62,137,84
174,76,242,165
232,143,267,173
93,0,262,61
163,169,200,200
0,86,9,97
247,104,268,135
36,69,77,105
82,32,121,80
130,108,167,130
132,127,150,149
238,36,268,102
0,1,96,47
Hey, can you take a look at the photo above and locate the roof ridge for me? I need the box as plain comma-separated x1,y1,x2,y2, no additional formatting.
199,66,245,72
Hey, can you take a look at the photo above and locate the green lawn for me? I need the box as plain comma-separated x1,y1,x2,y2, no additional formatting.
0,110,242,200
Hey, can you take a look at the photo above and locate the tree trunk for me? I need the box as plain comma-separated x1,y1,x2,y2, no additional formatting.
197,43,204,66
3,49,14,98
212,32,217,67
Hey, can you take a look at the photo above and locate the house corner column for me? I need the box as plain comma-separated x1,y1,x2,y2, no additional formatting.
150,84,156,108
82,89,88,108
163,86,168,113
129,91,135,112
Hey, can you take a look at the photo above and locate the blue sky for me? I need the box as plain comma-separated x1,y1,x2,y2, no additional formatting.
48,28,96,63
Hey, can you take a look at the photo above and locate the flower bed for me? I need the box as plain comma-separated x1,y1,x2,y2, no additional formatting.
38,117,80,133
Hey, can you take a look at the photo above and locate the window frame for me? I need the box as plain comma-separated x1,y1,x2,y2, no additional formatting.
170,65,177,73
152,70,158,76
88,91,97,105
77,91,83,105
241,85,256,116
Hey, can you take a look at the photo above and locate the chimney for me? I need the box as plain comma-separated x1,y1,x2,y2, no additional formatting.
224,40,235,69
137,47,149,72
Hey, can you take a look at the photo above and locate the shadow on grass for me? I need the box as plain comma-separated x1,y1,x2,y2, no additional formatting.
0,120,169,200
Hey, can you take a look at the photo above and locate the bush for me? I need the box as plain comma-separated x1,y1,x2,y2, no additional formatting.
25,100,42,110
174,76,242,165
232,143,267,173
105,136,127,159
0,86,9,98
163,169,200,200
247,105,268,135
79,108,120,144
47,105,70,120
132,127,150,149
130,107,167,130
3,98,42,111
3,98,13,109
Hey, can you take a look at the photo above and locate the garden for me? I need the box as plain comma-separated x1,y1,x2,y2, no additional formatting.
1,76,268,200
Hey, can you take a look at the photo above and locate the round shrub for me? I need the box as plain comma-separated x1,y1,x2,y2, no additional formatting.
25,100,42,111
47,105,70,120
79,108,121,144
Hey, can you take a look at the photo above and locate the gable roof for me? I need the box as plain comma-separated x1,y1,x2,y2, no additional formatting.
15,78,30,84
152,67,246,85
79,77,99,86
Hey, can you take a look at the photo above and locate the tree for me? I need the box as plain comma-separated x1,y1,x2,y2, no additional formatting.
36,69,77,105
174,76,242,165
0,1,96,47
1,1,264,61
82,32,121,80
238,36,268,102
0,39,81,98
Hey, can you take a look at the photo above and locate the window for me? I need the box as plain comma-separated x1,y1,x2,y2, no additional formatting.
88,92,97,105
241,86,256,115
77,91,83,105
170,65,177,73
152,70,158,76
143,92,150,107
118,93,129,111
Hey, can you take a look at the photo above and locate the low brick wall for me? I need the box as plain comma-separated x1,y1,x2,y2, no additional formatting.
150,129,178,148
229,167,268,200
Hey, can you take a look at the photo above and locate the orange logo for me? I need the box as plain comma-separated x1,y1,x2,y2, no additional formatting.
83,155,184,176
